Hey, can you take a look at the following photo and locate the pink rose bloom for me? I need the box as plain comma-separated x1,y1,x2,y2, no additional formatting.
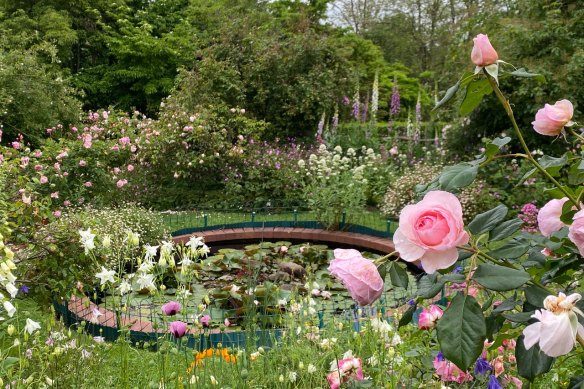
63,171,69,177
54,162,60,171
79,160,87,167
523,292,584,357
40,176,48,184
82,133,92,149
224,318,231,327
532,100,574,136
53,210,62,218
471,34,498,67
327,357,364,389
34,150,42,158
394,191,469,274
113,167,121,174
102,111,109,120
169,321,187,338
11,141,21,149
34,164,43,171
418,305,443,330
111,145,119,151
64,200,71,206
116,179,127,188
50,192,59,199
569,210,584,256
537,197,568,236
84,181,92,187
20,157,29,168
328,249,383,306
200,314,211,328
161,301,181,316
127,164,134,172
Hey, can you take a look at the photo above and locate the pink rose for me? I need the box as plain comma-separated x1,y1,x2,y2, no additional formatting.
418,305,443,330
161,301,181,316
328,249,383,306
53,210,62,218
79,160,87,167
568,210,584,256
537,197,568,236
84,181,92,187
471,34,498,67
532,100,574,136
394,191,469,274
169,321,187,338
40,176,48,184
327,357,364,389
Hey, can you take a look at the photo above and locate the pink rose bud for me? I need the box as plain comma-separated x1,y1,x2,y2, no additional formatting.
328,249,383,306
40,176,48,184
394,191,469,274
169,321,187,338
79,160,87,167
224,318,231,327
418,305,443,330
84,181,92,188
471,34,499,67
161,301,182,316
537,197,568,236
532,100,574,136
53,210,62,217
569,210,584,256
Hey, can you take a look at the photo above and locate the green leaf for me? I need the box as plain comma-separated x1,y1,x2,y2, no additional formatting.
437,293,486,370
516,335,554,381
489,240,529,259
538,154,568,177
0,356,18,372
417,273,444,299
510,68,545,82
472,264,530,291
492,297,518,314
377,263,387,281
387,262,409,289
468,204,508,235
560,200,578,225
523,248,547,268
438,163,478,191
459,78,493,116
490,218,523,241
524,285,550,308
433,81,460,111
484,63,499,84
502,311,534,322
485,136,511,158
568,376,584,389
398,303,417,328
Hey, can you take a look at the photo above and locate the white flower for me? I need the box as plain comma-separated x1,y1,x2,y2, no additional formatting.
91,307,103,324
3,300,16,317
95,267,116,286
5,283,18,298
288,371,297,382
307,363,317,374
230,285,240,294
144,245,159,261
161,241,174,256
79,228,96,254
135,273,156,291
126,230,140,247
277,299,287,307
186,236,204,249
210,375,218,386
93,336,105,343
138,260,154,273
523,292,584,357
24,318,41,335
118,280,132,295
102,235,111,249
320,291,332,299
198,244,210,257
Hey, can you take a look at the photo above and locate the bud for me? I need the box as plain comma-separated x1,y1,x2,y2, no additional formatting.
7,324,15,336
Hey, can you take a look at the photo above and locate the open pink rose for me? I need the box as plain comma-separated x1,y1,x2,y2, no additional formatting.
537,197,568,237
532,100,574,136
328,249,383,306
569,210,584,256
418,305,443,330
471,34,498,67
394,191,469,274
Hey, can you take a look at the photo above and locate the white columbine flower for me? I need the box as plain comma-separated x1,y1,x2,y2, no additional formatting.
118,280,132,295
135,273,156,291
3,300,16,317
95,267,116,286
288,371,297,382
198,244,210,257
161,240,174,256
307,363,317,374
143,245,159,261
126,230,140,247
523,292,584,357
79,228,96,254
186,236,204,249
102,235,112,249
24,318,41,335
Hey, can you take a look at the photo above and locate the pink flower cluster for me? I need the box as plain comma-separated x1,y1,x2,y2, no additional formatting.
326,356,364,389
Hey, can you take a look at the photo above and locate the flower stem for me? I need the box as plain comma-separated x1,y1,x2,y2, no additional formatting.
569,127,584,144
578,333,584,348
484,71,580,209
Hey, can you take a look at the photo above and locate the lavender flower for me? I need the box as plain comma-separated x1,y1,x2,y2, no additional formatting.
352,88,360,120
371,71,379,120
390,77,401,117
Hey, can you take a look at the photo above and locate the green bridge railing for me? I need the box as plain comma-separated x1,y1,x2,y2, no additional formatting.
165,206,397,239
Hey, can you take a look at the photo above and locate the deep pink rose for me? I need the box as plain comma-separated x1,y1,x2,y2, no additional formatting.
169,321,187,338
471,34,498,67
532,100,574,136
569,210,584,256
328,249,383,306
537,197,568,237
161,301,181,316
394,191,469,273
418,305,443,330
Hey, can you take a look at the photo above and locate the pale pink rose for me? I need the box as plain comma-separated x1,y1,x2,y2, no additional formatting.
502,375,523,389
224,318,231,327
79,160,87,167
40,176,48,184
538,197,568,236
84,181,92,187
34,150,42,158
394,191,469,274
82,133,92,149
102,111,109,120
471,34,498,67
523,293,584,357
113,167,121,174
11,141,21,149
418,305,443,330
532,100,574,136
116,179,127,188
328,249,383,306
127,164,134,172
64,200,71,206
50,191,59,199
53,210,62,218
326,371,341,389
569,210,584,256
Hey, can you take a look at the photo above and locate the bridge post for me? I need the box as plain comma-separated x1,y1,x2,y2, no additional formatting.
251,211,256,224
